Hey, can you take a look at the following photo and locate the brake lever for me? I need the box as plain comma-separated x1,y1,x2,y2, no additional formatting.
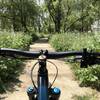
80,48,98,68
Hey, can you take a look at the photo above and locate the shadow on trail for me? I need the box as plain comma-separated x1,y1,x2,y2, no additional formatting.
0,62,26,94
0,79,23,100
5,79,22,92
0,96,7,100
33,38,48,44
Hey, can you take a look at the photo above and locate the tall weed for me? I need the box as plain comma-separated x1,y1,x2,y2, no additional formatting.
0,32,33,92
50,32,100,89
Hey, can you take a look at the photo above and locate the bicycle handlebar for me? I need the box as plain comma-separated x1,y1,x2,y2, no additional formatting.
0,48,100,67
0,48,100,59
0,48,40,59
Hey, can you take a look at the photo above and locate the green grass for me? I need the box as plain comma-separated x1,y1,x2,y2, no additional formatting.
0,31,37,93
0,32,32,49
73,94,97,100
50,32,100,51
50,32,100,90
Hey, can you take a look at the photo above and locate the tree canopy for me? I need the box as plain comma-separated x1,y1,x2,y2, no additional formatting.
0,0,100,33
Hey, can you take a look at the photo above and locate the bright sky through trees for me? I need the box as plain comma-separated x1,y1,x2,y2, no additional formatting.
36,0,44,5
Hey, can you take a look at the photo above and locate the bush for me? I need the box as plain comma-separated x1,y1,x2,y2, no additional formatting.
50,32,100,89
73,94,97,100
0,32,32,49
0,32,33,92
50,33,71,51
74,64,100,90
26,31,38,41
50,32,100,51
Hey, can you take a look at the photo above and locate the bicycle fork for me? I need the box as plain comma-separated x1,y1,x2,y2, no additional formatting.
27,86,61,100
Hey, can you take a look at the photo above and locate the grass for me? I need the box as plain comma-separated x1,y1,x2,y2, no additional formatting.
0,31,38,93
73,93,97,100
49,32,100,90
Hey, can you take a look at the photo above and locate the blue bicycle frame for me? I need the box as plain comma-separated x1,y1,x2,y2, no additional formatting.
38,55,49,100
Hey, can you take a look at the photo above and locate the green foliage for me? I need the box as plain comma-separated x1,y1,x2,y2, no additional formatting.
0,32,33,93
0,32,32,49
50,32,100,51
0,58,22,92
26,31,39,42
50,32,100,89
0,0,100,33
74,65,100,90
0,0,39,32
50,33,73,51
73,94,97,100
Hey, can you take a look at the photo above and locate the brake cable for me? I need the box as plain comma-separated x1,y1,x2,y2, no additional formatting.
31,61,39,90
47,60,58,89
30,60,58,90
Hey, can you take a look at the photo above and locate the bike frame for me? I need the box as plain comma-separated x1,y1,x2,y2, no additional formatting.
38,55,48,100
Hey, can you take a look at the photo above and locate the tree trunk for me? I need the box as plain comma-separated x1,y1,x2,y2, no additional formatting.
20,0,28,32
54,19,61,33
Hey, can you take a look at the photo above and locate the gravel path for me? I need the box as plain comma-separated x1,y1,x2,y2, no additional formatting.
0,38,97,100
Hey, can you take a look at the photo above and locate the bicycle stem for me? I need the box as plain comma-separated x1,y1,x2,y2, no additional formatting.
38,55,49,100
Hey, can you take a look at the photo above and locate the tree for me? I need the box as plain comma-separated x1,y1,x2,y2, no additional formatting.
45,0,63,33
0,0,100,33
0,0,39,32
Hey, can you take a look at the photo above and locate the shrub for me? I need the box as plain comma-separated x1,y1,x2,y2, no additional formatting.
0,32,32,49
73,94,97,100
50,32,100,89
26,31,38,41
50,32,100,51
49,33,73,51
0,32,33,92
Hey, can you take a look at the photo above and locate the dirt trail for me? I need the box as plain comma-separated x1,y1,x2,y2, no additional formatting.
0,38,97,100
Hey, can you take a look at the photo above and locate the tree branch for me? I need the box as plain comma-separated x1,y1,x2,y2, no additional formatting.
46,0,56,23
66,14,89,31
0,14,12,20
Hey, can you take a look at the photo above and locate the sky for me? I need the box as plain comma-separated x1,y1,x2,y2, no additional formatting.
36,0,44,5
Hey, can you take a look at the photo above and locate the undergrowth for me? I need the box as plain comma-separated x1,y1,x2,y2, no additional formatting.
0,32,38,93
50,32,100,90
